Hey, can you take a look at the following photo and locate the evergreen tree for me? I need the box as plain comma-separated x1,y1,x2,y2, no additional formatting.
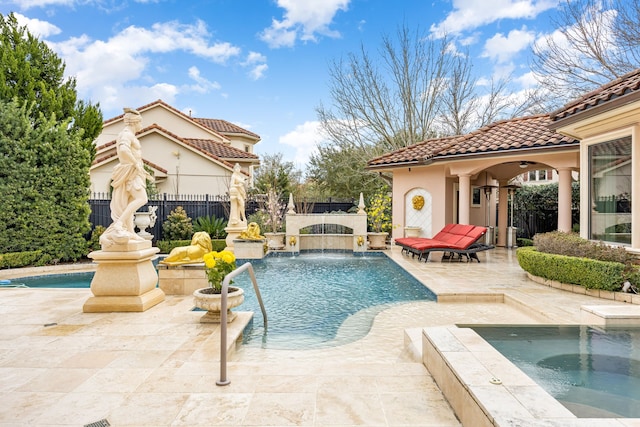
0,13,102,144
0,100,91,261
0,13,102,262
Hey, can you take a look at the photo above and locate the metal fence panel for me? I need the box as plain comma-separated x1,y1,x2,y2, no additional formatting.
89,194,357,242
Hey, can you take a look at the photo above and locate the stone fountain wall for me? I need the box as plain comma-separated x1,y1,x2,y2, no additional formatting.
285,213,368,253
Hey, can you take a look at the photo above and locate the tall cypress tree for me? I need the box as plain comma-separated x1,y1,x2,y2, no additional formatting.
0,13,102,262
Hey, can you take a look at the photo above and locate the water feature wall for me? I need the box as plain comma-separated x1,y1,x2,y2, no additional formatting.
285,194,368,253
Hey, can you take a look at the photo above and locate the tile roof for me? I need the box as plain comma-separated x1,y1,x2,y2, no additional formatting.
93,124,258,168
550,68,640,121
193,118,260,140
92,152,168,174
184,138,259,160
368,115,578,168
103,99,259,141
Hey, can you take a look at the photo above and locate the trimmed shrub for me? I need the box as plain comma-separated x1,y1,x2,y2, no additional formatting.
86,225,106,253
517,238,534,247
156,239,226,254
156,240,191,254
517,246,626,291
0,250,46,269
162,206,193,241
533,231,630,264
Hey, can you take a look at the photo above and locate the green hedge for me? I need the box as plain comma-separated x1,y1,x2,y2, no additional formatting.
0,250,46,269
156,239,226,254
516,246,626,291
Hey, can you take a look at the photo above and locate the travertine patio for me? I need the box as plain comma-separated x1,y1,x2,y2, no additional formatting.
0,246,638,426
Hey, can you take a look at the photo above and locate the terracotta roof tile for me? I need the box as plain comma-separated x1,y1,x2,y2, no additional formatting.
551,68,640,121
94,124,258,168
193,118,260,140
368,115,578,168
103,99,260,141
184,138,259,160
91,152,168,173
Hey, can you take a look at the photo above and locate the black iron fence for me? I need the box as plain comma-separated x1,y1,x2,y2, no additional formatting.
513,208,580,239
89,192,573,242
89,193,357,242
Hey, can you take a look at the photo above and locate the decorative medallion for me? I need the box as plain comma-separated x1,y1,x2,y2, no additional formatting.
412,195,425,210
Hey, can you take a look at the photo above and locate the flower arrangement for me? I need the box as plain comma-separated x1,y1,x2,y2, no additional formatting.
203,249,237,292
262,188,286,233
367,191,392,233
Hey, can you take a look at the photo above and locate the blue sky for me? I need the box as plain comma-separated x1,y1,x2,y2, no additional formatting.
1,0,560,169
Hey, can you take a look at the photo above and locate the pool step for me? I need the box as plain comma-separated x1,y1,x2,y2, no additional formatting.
403,327,423,362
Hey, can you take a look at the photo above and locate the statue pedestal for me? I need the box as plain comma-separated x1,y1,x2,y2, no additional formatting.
224,224,246,251
83,240,164,312
157,263,208,295
233,240,267,259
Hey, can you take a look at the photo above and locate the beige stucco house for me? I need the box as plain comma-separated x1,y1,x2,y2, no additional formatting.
368,68,640,253
550,68,640,252
91,100,261,197
367,115,580,248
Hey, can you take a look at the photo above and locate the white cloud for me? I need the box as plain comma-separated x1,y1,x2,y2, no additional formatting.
249,64,268,80
430,0,556,37
243,51,268,80
279,120,326,167
10,0,73,9
13,12,61,37
482,27,535,63
260,0,350,48
42,19,241,115
515,70,538,88
186,66,221,93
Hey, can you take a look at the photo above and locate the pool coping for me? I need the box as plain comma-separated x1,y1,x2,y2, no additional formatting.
419,325,640,427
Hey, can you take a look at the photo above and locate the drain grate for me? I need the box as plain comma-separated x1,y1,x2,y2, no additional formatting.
84,420,110,427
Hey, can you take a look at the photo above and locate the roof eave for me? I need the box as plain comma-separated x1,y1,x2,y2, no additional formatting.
366,158,433,171
550,91,640,131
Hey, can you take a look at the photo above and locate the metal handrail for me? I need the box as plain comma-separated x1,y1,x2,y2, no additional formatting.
217,262,267,386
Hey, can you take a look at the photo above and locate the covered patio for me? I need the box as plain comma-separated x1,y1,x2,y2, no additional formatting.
367,114,580,247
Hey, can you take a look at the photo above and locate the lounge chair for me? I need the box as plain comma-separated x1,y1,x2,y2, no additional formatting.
394,224,494,262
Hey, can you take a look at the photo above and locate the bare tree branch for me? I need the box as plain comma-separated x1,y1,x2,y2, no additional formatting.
531,0,640,103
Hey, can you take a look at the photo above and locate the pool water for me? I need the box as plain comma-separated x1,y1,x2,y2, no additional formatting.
12,272,95,288
471,325,640,418
10,253,435,350
236,253,436,349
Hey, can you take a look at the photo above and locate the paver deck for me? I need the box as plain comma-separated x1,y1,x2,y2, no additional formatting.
0,246,635,426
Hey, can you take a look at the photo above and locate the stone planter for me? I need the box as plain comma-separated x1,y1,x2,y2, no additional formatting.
368,232,389,249
264,232,286,250
404,226,421,237
193,286,245,323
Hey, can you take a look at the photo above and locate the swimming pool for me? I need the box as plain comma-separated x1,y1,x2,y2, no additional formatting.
236,253,436,349
471,325,640,418
7,272,95,288
8,253,436,349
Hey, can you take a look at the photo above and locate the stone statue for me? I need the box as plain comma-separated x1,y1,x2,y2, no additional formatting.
160,232,213,265
100,107,153,248
228,163,247,226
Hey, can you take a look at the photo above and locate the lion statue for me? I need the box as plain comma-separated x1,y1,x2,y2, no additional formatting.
238,222,264,240
160,231,213,265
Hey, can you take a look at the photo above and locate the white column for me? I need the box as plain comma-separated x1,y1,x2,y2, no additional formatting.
458,174,471,224
557,168,573,233
632,126,640,249
497,183,509,247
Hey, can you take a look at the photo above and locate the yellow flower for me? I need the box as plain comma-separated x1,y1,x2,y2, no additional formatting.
219,250,236,264
203,249,237,292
